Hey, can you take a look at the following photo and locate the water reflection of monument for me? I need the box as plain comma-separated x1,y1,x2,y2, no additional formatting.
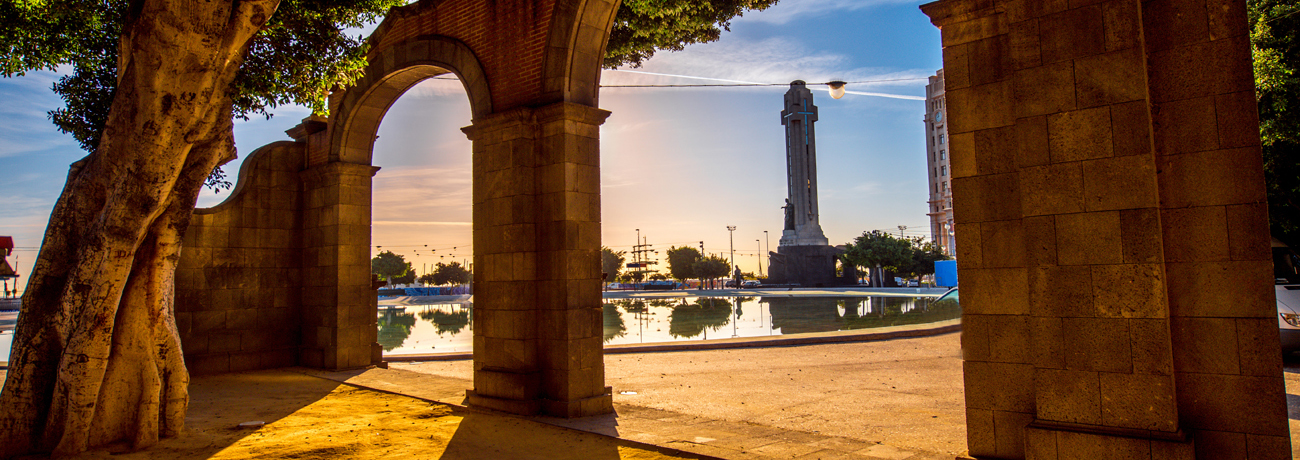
765,82,855,287
762,296,959,334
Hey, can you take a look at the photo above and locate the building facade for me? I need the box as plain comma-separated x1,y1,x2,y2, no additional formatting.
924,70,955,255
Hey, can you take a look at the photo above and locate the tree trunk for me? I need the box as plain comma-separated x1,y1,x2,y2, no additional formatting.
0,0,277,455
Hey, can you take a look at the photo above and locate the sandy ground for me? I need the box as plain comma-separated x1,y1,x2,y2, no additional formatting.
1,370,705,460
397,332,969,456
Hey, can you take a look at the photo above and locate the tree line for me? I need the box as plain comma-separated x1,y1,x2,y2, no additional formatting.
371,250,469,286
601,231,949,288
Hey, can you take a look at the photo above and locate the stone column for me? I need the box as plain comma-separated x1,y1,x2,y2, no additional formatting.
921,0,1289,459
299,160,381,370
462,101,613,417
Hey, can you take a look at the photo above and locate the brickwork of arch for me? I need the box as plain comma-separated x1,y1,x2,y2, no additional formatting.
326,35,491,165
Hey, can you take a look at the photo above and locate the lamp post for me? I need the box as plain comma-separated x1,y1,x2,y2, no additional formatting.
727,226,736,289
699,241,705,290
756,239,763,277
763,230,770,277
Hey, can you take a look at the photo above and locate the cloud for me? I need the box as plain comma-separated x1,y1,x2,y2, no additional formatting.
373,221,472,226
851,182,885,194
603,36,930,100
401,78,469,99
737,0,922,25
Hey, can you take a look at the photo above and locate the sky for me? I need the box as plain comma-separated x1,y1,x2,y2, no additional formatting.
0,0,942,291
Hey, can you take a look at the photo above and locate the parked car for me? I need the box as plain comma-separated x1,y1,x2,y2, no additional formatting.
1274,239,1300,353
741,280,760,288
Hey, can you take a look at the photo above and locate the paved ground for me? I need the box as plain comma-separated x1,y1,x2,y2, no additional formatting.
1,370,707,460
393,332,967,459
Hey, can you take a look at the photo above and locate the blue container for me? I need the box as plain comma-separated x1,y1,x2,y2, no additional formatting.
934,260,958,287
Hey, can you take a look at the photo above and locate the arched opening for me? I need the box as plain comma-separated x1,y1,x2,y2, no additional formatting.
369,75,476,357
320,37,492,363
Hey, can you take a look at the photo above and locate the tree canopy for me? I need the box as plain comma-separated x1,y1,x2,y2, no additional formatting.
692,254,731,287
3,0,404,190
840,231,913,273
371,250,412,282
424,261,470,285
604,0,777,68
840,231,950,286
665,245,702,281
600,246,625,282
1252,0,1300,244
897,240,949,279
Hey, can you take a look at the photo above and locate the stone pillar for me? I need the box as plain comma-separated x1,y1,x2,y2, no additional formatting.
299,160,381,370
462,101,613,417
921,0,1289,458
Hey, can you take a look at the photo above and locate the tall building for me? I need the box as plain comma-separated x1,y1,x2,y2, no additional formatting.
924,70,955,256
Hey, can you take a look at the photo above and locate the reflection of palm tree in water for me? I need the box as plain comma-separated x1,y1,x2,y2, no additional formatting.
668,297,732,338
378,308,417,351
603,303,626,343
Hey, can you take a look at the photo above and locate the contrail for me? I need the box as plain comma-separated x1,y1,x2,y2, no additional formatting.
605,69,926,101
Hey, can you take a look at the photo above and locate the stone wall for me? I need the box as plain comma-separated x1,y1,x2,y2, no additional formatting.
176,141,305,375
921,0,1289,458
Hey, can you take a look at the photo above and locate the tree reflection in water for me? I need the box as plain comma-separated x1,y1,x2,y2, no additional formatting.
762,296,961,334
417,304,471,336
668,297,732,338
603,303,626,342
377,307,417,351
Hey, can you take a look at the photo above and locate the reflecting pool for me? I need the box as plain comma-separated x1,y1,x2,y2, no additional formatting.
380,294,958,356
0,295,958,361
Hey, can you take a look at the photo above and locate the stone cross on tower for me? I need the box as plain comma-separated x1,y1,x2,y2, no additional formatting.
779,81,829,247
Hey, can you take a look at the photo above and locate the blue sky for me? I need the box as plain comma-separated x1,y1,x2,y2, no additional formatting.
0,0,942,288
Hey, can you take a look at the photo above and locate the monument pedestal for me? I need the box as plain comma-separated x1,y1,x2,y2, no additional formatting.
766,245,853,287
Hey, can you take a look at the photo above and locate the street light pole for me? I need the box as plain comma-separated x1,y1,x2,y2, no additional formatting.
727,226,736,289
698,241,705,289
757,239,763,277
763,230,770,278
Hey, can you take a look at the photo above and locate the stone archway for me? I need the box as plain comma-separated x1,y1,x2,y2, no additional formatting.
175,0,620,419
307,0,622,418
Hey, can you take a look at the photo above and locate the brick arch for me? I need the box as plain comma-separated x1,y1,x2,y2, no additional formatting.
327,35,491,165
538,0,620,106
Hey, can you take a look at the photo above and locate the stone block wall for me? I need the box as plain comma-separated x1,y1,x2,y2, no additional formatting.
922,0,1289,458
298,161,381,370
176,141,305,375
462,102,613,417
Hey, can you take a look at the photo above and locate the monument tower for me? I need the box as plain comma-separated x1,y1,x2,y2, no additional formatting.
779,81,829,247
767,81,851,286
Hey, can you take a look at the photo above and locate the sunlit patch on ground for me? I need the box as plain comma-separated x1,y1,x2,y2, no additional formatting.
34,370,703,460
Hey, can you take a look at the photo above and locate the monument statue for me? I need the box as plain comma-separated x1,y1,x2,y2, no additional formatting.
783,198,794,230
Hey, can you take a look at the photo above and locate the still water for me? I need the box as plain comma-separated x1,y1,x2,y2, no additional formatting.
379,295,959,356
0,295,959,361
